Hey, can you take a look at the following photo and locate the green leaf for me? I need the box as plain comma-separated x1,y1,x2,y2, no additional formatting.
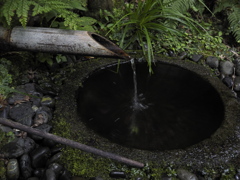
16,0,32,27
67,1,86,11
36,53,54,65
47,59,53,66
1,0,18,26
56,54,67,63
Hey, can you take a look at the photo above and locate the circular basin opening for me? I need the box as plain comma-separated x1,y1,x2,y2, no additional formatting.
77,61,224,151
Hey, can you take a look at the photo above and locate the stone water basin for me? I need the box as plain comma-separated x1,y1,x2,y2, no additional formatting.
54,57,240,172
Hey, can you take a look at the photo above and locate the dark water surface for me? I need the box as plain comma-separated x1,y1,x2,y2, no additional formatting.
77,62,224,151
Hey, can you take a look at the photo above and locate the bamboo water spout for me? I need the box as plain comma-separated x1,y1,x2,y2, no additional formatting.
0,26,130,59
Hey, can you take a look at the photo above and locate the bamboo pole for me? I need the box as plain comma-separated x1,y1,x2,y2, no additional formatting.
0,26,130,59
0,118,144,168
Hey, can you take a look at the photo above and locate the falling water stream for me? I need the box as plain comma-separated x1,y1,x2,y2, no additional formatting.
130,58,149,134
130,58,148,111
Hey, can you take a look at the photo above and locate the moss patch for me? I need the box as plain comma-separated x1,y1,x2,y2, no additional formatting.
60,147,112,177
0,160,6,180
0,130,15,149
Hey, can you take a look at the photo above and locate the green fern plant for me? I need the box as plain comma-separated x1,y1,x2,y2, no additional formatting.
213,0,240,43
163,0,212,15
0,0,96,31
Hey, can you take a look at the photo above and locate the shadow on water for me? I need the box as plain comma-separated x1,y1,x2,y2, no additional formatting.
77,61,224,151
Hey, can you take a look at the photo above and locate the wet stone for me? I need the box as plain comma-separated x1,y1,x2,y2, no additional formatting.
234,57,240,64
42,138,57,148
19,115,33,126
30,124,52,140
177,169,198,180
178,52,187,60
89,177,104,180
46,152,62,166
0,106,10,119
109,171,127,178
167,50,175,57
41,96,55,108
213,68,220,76
7,87,28,105
42,105,53,119
235,173,240,180
219,73,226,80
235,64,240,76
24,83,37,94
16,137,36,154
44,169,56,180
7,98,15,105
48,163,63,178
9,102,35,126
33,109,50,127
50,146,62,154
33,168,45,178
6,159,19,180
33,106,52,127
222,76,234,88
30,92,43,107
206,56,219,68
59,168,72,180
30,146,51,168
32,105,39,112
190,54,203,62
234,76,240,91
0,124,13,132
27,177,39,180
219,61,234,75
71,177,88,180
1,140,25,158
20,153,33,179
36,81,58,96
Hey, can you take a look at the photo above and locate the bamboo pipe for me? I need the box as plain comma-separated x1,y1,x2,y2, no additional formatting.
0,26,130,59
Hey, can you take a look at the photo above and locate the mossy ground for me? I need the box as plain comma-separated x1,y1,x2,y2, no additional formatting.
52,115,112,178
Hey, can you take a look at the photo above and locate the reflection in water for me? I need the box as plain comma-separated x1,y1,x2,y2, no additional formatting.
77,62,224,151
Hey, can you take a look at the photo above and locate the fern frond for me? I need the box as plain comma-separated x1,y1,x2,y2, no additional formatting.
213,0,240,42
32,3,52,16
1,0,18,26
0,0,93,30
65,0,87,11
59,10,80,30
32,0,70,15
45,1,72,9
228,7,240,42
16,0,33,27
213,0,238,14
169,0,195,14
